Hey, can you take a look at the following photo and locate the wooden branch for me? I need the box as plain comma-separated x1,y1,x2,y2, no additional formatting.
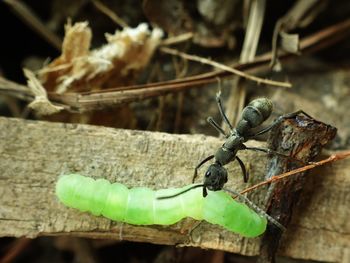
0,117,349,262
258,116,336,263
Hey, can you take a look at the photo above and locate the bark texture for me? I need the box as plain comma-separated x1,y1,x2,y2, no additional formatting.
258,116,337,262
0,117,348,262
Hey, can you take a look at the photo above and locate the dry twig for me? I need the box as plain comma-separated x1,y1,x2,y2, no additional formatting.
161,32,193,46
270,0,326,68
241,150,350,195
226,0,266,128
3,0,62,50
160,46,291,88
0,238,31,263
91,0,128,28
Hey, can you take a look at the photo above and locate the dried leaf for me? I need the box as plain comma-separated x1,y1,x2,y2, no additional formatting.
280,31,300,54
24,68,64,115
39,22,163,93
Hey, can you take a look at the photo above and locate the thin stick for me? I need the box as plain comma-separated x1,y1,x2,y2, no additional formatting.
92,0,128,28
4,0,62,50
162,32,193,46
160,47,292,88
240,150,350,195
0,238,31,263
226,0,266,127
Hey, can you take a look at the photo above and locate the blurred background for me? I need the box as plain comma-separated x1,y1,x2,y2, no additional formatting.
0,0,349,262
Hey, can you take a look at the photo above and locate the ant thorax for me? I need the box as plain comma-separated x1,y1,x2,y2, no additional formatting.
214,134,244,166
223,132,244,151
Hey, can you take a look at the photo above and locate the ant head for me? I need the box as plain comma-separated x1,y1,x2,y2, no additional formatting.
203,163,228,195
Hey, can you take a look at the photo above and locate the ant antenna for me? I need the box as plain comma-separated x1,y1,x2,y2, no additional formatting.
157,184,205,200
222,187,286,231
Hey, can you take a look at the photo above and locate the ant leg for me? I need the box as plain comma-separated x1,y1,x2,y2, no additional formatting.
251,110,314,138
235,156,249,182
222,187,286,231
207,117,228,137
192,155,214,183
243,146,308,165
215,91,234,132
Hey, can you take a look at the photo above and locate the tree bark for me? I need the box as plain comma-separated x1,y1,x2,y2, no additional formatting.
258,116,337,263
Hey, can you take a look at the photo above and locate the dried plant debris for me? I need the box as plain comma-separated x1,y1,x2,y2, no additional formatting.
271,0,328,69
39,21,163,93
23,68,64,116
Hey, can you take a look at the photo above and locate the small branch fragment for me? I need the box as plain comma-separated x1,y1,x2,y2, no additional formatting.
160,47,291,88
161,32,193,46
3,0,62,50
257,116,337,263
270,0,326,68
241,150,350,195
0,238,31,263
92,0,128,28
226,0,266,128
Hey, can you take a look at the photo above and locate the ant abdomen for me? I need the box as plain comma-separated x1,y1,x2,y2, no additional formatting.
236,98,273,134
247,98,273,124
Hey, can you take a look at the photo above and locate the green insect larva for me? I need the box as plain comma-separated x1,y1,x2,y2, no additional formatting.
56,174,267,237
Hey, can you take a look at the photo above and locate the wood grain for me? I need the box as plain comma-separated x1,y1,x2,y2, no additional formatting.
0,117,349,262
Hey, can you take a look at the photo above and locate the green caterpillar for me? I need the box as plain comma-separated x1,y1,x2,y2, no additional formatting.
56,174,267,237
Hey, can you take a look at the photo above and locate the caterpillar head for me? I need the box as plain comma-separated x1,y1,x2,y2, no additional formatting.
203,163,228,197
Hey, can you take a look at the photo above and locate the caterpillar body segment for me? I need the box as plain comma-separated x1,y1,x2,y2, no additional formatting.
203,191,265,237
56,174,267,237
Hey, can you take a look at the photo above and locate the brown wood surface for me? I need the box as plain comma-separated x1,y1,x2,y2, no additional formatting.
258,116,337,263
0,117,349,262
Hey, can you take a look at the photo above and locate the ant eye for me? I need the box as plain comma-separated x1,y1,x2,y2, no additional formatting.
205,171,211,177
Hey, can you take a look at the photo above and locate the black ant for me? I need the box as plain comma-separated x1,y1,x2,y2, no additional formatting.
159,92,312,199
158,92,313,230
